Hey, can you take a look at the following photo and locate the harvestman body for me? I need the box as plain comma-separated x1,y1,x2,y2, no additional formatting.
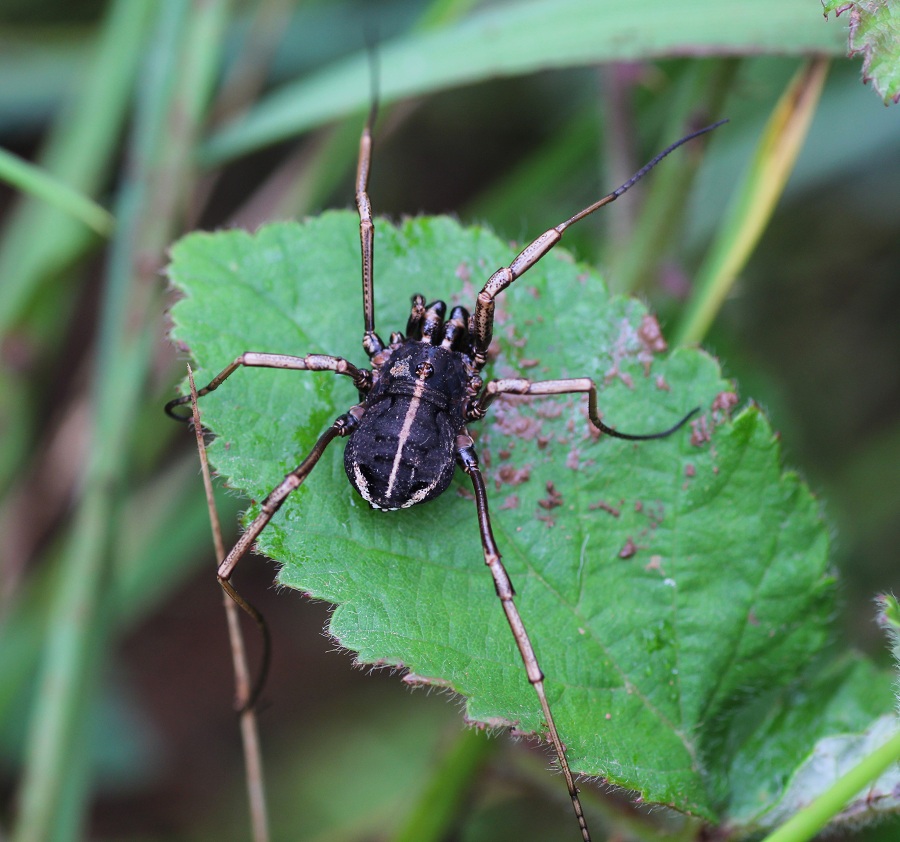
167,99,725,840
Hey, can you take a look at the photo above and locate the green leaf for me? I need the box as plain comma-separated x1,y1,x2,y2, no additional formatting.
822,1,900,105
876,593,900,712
725,653,898,829
167,213,884,825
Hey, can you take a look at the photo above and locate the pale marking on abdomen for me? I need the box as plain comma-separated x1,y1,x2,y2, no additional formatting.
384,377,427,502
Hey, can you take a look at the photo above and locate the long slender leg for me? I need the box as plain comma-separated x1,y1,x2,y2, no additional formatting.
471,121,727,370
217,406,362,583
456,433,592,842
165,352,370,419
469,376,697,440
212,408,360,707
357,95,383,358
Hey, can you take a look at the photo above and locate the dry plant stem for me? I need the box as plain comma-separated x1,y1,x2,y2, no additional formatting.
188,366,270,842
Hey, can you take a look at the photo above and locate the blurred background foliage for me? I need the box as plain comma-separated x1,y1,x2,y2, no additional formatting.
0,1,898,841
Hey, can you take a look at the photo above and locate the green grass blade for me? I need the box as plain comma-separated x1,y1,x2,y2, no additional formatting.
0,146,114,236
234,0,485,226
11,488,116,842
673,58,829,346
0,0,153,334
608,59,738,294
391,727,495,842
0,459,238,737
202,0,846,165
11,1,233,838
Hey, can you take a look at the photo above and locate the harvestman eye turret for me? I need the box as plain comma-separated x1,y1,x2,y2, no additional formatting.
166,96,726,840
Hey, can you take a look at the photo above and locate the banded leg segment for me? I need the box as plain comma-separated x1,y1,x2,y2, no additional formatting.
469,377,698,440
165,353,370,420
356,98,382,357
456,434,591,842
212,408,360,708
471,120,727,370
217,407,362,583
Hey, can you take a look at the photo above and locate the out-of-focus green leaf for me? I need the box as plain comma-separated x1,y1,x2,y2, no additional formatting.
877,594,900,711
823,1,900,104
725,654,898,829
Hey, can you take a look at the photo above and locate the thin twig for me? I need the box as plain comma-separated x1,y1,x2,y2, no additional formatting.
188,365,270,842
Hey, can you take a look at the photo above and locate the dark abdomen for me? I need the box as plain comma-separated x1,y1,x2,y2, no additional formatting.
344,394,458,510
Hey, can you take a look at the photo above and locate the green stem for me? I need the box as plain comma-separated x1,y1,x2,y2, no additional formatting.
760,728,900,842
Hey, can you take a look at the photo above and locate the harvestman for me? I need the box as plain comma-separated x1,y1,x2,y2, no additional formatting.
167,99,725,841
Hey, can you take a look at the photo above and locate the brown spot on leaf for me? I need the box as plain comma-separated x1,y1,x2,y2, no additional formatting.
505,323,528,348
644,501,665,528
589,499,621,517
538,481,563,510
712,391,738,423
644,555,664,573
497,464,531,487
535,401,564,419
638,314,667,352
604,320,634,386
637,315,667,373
690,415,711,446
619,537,637,559
493,399,543,441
